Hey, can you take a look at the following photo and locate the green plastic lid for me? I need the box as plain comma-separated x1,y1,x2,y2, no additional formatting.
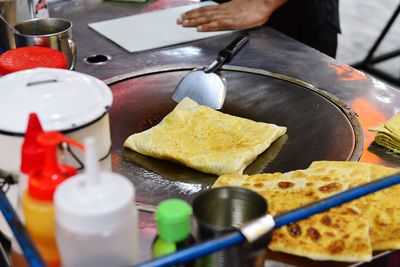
155,199,193,242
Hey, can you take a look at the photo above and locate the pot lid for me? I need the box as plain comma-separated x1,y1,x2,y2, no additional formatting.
0,68,113,134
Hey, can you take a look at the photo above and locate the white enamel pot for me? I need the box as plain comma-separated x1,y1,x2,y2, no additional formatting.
0,68,113,173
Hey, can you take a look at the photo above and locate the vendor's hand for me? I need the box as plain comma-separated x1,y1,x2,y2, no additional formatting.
177,0,287,31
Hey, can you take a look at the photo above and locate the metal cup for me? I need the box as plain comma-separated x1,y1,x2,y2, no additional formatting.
13,17,76,69
192,187,269,267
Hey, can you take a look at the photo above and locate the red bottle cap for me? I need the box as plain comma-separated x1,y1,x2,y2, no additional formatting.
0,46,67,75
28,131,84,201
21,113,45,174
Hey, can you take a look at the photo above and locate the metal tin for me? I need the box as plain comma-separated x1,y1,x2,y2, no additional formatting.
14,18,76,69
192,187,269,267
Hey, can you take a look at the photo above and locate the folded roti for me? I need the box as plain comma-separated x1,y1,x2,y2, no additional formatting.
309,161,400,250
304,161,372,216
218,160,400,261
368,164,400,250
369,112,400,153
124,97,287,175
309,161,400,251
213,168,372,262
270,213,371,262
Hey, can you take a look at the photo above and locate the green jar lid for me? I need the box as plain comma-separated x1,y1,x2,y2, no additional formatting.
155,199,192,242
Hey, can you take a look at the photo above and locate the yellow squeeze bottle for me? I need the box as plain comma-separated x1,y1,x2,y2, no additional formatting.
22,131,83,267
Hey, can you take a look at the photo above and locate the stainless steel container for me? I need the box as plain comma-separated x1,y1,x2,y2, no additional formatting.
192,187,269,267
14,18,76,69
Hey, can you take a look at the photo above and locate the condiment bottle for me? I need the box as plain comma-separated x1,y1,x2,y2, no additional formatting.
152,199,195,266
55,138,138,267
11,113,45,264
20,113,45,209
21,131,83,267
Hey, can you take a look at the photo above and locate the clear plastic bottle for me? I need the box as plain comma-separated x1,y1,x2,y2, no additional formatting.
55,138,139,267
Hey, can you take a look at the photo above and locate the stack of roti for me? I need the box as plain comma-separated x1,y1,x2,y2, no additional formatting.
124,97,286,175
213,161,400,262
369,112,400,154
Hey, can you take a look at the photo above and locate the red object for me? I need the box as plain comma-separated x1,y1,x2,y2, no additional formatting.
28,131,84,201
0,46,67,75
21,113,45,174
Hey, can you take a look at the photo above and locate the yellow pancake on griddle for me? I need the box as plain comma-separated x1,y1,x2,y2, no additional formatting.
213,168,372,262
124,97,287,175
270,213,371,262
309,161,400,250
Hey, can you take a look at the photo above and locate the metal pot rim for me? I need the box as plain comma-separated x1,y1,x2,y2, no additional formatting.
14,17,73,38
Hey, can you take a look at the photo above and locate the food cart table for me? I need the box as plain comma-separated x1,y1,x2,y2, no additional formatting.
47,0,400,266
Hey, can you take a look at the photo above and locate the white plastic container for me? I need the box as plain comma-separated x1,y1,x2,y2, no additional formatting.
54,138,138,267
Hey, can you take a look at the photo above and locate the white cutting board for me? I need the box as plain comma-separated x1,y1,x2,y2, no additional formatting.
88,2,233,53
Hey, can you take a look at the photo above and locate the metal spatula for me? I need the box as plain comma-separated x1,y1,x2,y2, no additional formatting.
172,33,249,109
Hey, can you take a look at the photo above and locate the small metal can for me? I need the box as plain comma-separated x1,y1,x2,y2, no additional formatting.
192,187,269,267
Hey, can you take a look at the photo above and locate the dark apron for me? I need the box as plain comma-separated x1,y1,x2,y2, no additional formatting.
267,0,340,58
209,0,341,58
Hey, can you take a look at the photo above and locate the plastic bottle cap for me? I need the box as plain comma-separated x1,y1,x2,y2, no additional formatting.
27,131,83,201
20,113,44,174
155,199,192,242
55,138,135,235
28,165,76,201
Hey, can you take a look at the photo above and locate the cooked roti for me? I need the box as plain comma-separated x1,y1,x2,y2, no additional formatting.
270,213,371,262
213,172,321,214
124,97,287,175
309,161,400,250
305,161,372,215
368,164,400,250
214,167,370,215
213,168,372,262
216,161,400,261
307,161,372,188
385,112,400,135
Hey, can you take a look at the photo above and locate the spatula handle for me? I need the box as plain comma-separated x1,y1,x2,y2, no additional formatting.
206,33,249,73
219,32,249,64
